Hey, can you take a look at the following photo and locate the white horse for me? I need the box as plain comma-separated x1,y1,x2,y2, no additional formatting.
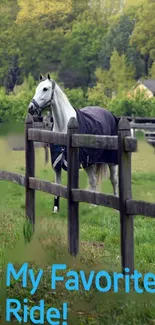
28,74,119,212
42,111,53,165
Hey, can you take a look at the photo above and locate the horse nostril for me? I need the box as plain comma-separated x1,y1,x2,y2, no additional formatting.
28,104,34,114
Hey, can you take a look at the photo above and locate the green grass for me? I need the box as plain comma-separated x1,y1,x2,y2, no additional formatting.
0,134,155,324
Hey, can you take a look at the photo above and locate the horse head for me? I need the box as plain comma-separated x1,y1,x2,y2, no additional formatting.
28,74,56,116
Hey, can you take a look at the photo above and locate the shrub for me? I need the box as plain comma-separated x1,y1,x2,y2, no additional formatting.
64,87,87,108
109,93,155,117
1,77,155,124
0,75,37,123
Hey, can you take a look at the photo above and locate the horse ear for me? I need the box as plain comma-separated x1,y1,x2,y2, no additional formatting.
47,73,51,80
40,74,43,81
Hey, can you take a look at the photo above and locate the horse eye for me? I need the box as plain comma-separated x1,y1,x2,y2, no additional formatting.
43,87,48,91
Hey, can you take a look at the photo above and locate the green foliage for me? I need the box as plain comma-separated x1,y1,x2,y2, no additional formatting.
0,0,155,122
59,17,105,88
0,77,88,122
110,49,135,95
1,73,155,124
109,92,155,117
87,83,110,108
0,88,13,122
23,218,34,244
0,75,37,122
65,87,87,108
149,62,155,79
90,50,135,101
130,0,155,59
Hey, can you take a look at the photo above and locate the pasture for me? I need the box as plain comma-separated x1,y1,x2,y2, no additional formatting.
0,130,155,324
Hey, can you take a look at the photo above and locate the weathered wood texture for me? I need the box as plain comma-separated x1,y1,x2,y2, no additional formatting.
67,118,79,256
130,123,155,130
72,134,118,149
33,122,53,129
126,199,155,218
124,136,137,152
33,122,45,129
72,134,137,152
118,116,155,123
29,177,67,198
0,170,25,186
118,118,134,274
25,114,35,227
28,129,67,146
72,189,119,210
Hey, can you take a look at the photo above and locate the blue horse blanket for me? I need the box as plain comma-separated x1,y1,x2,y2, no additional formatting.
50,106,119,172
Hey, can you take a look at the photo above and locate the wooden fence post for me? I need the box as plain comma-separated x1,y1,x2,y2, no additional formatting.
67,117,79,256
25,114,35,228
118,118,134,274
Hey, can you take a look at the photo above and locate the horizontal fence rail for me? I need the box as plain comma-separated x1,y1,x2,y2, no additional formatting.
28,129,67,146
0,170,25,186
130,123,155,130
72,134,137,152
72,189,119,210
145,132,155,137
118,116,155,124
29,177,68,199
72,134,118,150
126,199,155,218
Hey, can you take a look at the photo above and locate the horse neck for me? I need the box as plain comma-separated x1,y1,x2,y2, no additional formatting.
52,84,77,133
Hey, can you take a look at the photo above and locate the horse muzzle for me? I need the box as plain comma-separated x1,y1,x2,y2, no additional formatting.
28,103,36,115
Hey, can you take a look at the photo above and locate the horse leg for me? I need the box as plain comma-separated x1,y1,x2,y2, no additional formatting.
108,164,118,196
84,164,97,191
84,164,98,207
53,169,61,213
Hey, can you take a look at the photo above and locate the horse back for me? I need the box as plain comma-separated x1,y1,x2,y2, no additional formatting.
76,106,118,136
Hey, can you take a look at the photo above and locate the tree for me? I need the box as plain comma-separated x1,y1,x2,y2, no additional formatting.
59,17,105,88
110,49,135,94
98,11,145,79
16,0,72,23
13,21,65,79
149,62,155,79
125,0,143,7
90,49,135,100
130,0,155,75
0,0,22,91
88,0,124,20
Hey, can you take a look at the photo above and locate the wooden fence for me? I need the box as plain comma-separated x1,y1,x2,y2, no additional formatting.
1,113,155,275
118,116,155,124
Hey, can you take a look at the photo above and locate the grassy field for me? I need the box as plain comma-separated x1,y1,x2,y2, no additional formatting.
0,131,155,324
